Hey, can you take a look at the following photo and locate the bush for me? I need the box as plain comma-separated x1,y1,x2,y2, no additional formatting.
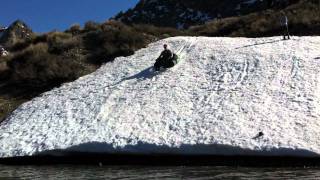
133,24,186,38
7,43,83,90
46,32,80,54
0,97,27,122
9,34,48,52
67,23,82,35
84,21,101,32
9,39,32,52
83,21,148,64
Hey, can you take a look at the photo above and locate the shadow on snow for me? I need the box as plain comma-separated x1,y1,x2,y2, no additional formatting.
123,67,158,81
235,40,283,49
1,142,320,166
107,66,163,88
37,141,319,158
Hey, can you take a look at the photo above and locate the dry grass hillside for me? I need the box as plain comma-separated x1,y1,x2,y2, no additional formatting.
190,0,320,37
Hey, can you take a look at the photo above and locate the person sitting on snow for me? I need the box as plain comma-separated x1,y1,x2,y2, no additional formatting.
154,44,177,71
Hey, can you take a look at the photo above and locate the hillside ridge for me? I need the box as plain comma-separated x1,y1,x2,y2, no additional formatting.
115,0,298,28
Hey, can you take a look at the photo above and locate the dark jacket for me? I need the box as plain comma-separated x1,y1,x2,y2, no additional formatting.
159,49,173,60
280,15,288,26
154,49,177,70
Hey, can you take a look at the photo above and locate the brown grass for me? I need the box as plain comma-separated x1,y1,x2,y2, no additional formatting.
189,1,320,37
7,43,83,89
0,96,27,122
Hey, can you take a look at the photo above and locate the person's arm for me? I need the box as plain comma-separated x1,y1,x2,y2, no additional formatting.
159,51,164,58
280,16,285,26
169,50,173,58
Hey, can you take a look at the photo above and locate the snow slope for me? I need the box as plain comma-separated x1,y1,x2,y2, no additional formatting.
0,36,320,158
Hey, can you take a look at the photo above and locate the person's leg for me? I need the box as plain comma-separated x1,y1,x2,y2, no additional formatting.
154,59,161,71
283,26,286,40
286,25,290,39
165,60,175,68
163,56,176,68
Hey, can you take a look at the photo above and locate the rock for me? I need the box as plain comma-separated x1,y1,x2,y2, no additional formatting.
0,20,34,48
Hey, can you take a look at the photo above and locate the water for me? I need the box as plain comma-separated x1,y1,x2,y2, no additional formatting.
1,165,320,179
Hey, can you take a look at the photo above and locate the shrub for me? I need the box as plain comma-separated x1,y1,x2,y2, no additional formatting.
9,34,48,52
9,39,32,52
133,24,186,38
84,21,101,32
0,55,11,80
7,43,83,90
0,97,27,122
46,31,79,54
83,21,147,64
68,23,82,35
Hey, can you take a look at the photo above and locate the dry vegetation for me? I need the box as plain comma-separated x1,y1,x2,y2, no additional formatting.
190,0,320,37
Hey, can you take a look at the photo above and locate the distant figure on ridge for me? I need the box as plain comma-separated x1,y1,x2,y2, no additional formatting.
280,11,290,40
154,44,178,71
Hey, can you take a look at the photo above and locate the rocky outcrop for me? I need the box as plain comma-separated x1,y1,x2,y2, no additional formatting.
0,20,34,48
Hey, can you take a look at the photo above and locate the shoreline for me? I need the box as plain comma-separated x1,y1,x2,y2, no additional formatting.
1,153,320,167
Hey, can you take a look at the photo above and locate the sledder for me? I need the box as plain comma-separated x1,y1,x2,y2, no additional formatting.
154,44,178,71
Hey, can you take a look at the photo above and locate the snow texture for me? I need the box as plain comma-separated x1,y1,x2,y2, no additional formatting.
1,36,320,158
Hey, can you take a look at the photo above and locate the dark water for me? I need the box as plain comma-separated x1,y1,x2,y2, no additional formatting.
1,165,320,179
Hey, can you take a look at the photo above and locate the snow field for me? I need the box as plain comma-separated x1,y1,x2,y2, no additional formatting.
0,36,320,158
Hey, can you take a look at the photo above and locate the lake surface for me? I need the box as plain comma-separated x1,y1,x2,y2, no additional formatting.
1,165,320,179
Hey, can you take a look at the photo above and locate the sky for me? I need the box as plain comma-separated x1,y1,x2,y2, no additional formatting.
0,0,139,33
